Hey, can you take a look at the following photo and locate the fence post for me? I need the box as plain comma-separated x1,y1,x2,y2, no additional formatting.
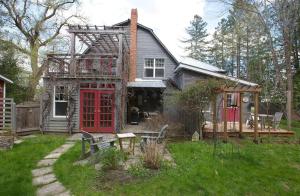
12,102,16,135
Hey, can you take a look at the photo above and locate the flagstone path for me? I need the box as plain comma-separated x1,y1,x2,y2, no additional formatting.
32,139,75,196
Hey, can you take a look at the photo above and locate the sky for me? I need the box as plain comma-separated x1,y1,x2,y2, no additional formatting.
78,0,230,58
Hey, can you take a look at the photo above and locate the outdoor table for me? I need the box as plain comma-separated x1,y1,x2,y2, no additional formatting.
258,114,274,130
116,133,136,155
251,113,274,130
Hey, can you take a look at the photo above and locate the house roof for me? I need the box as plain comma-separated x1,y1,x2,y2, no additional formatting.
113,19,179,65
0,74,13,84
179,57,226,73
127,79,166,88
175,64,258,87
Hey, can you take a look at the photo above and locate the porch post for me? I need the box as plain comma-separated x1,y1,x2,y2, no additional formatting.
223,92,228,142
239,92,243,137
254,92,259,143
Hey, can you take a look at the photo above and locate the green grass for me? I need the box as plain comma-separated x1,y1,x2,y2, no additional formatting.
0,135,65,196
55,140,300,195
280,119,300,136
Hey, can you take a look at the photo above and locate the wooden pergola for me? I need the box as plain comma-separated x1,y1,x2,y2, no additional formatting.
212,83,262,143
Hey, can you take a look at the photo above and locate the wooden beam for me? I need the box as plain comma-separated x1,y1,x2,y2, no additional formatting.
92,34,109,53
107,34,118,52
102,35,114,52
239,92,243,137
223,92,228,142
70,32,76,75
254,92,259,143
85,34,102,53
212,96,217,140
67,29,126,34
116,33,123,77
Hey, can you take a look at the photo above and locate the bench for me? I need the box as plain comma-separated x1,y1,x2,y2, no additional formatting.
81,130,116,155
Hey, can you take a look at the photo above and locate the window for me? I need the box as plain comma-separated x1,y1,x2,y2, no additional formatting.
226,93,238,107
144,58,165,78
54,86,68,117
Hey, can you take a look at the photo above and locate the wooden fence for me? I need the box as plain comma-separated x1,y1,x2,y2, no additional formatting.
16,102,40,135
0,98,16,132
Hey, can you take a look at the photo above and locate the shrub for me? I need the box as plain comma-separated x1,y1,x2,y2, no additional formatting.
143,142,162,169
128,163,150,178
91,148,126,170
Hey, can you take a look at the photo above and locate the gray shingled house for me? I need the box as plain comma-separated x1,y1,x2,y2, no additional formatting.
41,9,258,134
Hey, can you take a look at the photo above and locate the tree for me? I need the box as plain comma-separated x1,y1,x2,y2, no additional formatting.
0,44,29,103
0,0,81,100
182,15,209,62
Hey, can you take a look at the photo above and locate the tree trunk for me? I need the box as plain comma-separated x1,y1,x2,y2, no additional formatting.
283,27,293,131
28,45,41,101
236,35,241,78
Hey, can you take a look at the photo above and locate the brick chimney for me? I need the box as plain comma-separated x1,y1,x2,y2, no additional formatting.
129,9,138,82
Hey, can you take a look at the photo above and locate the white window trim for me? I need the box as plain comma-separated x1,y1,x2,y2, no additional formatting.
53,86,68,118
143,58,165,79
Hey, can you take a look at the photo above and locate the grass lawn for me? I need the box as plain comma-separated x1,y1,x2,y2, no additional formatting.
0,135,65,196
280,119,300,136
54,139,300,195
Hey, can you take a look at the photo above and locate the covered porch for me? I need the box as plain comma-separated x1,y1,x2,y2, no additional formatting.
126,80,166,124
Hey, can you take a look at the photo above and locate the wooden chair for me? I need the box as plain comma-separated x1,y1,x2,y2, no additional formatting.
140,124,168,152
272,112,283,130
81,130,116,155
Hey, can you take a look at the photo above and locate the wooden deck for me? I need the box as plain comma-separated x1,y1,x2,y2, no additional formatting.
203,123,295,137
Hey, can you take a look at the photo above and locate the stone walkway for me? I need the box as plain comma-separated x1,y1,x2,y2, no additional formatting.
32,140,75,196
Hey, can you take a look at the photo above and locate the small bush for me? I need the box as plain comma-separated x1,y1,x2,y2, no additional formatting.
143,142,162,169
128,163,150,178
91,148,126,170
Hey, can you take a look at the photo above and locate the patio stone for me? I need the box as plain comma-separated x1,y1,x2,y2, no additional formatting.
45,152,63,159
37,159,57,167
32,167,53,177
33,173,56,186
36,181,66,196
57,190,71,196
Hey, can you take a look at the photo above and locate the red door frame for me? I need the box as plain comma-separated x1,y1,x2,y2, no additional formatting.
221,93,240,122
80,90,115,133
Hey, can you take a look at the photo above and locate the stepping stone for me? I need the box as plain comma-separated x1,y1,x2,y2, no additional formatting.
14,140,23,144
37,181,66,196
57,190,71,196
33,173,56,186
32,167,53,177
45,152,62,159
37,159,57,167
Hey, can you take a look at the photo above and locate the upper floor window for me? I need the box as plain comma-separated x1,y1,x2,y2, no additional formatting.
54,86,68,117
144,58,165,78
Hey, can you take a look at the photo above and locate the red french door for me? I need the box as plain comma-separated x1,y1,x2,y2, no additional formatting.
80,90,114,133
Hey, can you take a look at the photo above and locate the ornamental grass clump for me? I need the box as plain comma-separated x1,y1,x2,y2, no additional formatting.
143,142,162,169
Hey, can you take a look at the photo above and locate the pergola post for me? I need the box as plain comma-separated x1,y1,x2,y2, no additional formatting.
223,92,228,142
239,92,243,137
212,96,217,140
116,33,123,77
70,32,76,75
254,92,259,143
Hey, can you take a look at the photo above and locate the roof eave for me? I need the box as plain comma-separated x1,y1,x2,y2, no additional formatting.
0,75,13,84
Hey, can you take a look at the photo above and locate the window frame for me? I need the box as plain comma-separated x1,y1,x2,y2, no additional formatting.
143,58,165,78
53,85,68,118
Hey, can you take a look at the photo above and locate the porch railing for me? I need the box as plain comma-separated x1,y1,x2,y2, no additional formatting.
46,54,119,78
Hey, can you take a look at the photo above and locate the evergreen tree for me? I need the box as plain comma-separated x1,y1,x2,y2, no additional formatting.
0,44,29,103
182,15,209,62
